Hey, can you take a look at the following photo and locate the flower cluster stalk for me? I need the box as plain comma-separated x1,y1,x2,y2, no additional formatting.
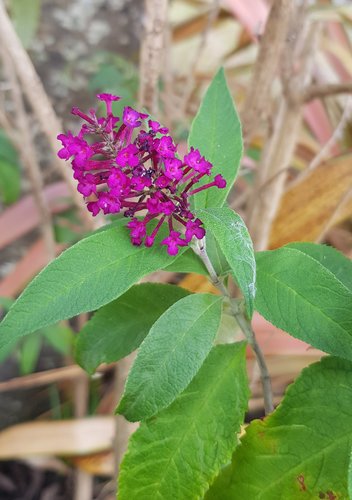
193,238,274,415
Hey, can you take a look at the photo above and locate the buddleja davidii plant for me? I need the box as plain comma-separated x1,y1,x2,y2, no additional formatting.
1,69,352,499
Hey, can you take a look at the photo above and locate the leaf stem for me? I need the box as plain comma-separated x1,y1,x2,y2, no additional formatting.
193,238,274,415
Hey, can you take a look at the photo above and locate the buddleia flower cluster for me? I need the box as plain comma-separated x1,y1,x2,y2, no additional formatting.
57,93,226,255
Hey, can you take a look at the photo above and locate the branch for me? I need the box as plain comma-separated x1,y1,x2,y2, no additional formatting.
247,14,320,251
241,0,293,145
193,239,274,415
139,0,168,115
0,0,94,228
176,0,220,120
1,47,56,261
303,82,352,102
288,96,352,190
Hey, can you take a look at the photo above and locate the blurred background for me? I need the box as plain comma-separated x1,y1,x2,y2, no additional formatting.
0,0,352,498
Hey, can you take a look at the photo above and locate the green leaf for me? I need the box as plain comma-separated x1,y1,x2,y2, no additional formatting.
206,230,230,277
117,293,223,422
206,356,352,499
76,284,190,374
197,207,256,318
42,325,74,356
0,297,14,312
255,245,352,360
119,343,249,500
349,450,352,499
188,67,242,209
0,160,20,205
0,130,18,164
0,221,182,351
287,242,352,293
164,248,207,275
18,333,42,375
11,0,42,48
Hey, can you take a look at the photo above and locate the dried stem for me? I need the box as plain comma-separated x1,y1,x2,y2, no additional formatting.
247,99,302,250
0,0,94,227
288,96,352,190
193,239,274,415
139,0,168,115
114,355,138,493
177,0,220,119
247,11,319,251
303,82,352,102
1,48,56,261
73,375,93,500
241,0,292,146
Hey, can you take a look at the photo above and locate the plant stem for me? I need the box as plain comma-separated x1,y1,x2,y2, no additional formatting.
193,239,274,415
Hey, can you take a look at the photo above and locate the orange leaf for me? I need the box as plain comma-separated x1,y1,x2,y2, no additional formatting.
270,155,352,248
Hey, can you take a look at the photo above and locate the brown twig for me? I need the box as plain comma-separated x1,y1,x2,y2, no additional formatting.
139,0,168,115
303,82,352,102
247,12,319,251
114,355,139,494
288,96,352,190
241,0,293,146
1,47,56,261
73,374,93,500
0,0,94,228
176,0,220,120
0,365,94,392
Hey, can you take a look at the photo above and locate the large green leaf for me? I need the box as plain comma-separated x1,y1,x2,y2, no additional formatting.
76,283,190,374
117,293,223,422
255,245,352,360
197,207,256,318
349,450,352,499
188,68,242,209
206,356,352,499
119,343,249,500
287,242,352,293
0,221,181,351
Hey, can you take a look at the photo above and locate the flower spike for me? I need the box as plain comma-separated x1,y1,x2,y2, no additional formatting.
57,94,227,254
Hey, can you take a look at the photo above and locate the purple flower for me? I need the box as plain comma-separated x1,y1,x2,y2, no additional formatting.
127,219,146,246
107,169,130,195
185,219,206,242
148,119,169,135
77,173,98,197
96,193,121,215
155,136,177,158
214,174,227,188
161,200,175,215
161,231,187,256
164,157,183,181
116,144,140,167
87,201,100,216
57,95,227,255
146,196,163,215
155,175,170,189
184,147,211,175
131,174,152,190
123,106,148,128
97,93,121,115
